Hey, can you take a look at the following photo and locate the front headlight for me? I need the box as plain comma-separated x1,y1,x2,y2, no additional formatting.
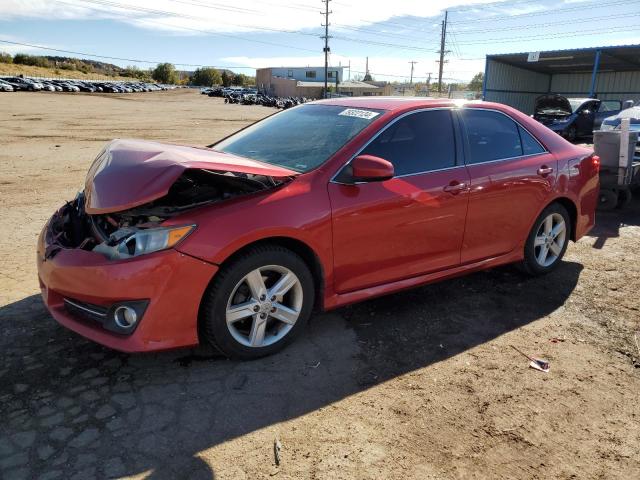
552,118,570,124
93,225,195,260
599,123,615,131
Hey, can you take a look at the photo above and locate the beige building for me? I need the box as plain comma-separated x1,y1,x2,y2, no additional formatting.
256,66,387,98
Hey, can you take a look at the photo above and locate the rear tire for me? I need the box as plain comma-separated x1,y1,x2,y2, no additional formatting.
200,245,315,360
598,189,618,211
520,203,571,276
616,189,632,209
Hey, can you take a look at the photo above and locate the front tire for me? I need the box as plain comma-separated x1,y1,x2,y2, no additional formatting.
520,203,571,276
201,245,315,359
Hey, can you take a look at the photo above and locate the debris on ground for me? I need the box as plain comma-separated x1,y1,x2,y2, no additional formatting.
274,438,282,466
510,345,550,373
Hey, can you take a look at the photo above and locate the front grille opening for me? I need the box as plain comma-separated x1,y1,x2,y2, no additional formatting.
63,298,108,325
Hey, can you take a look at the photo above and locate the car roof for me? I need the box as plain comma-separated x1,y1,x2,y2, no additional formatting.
311,96,463,112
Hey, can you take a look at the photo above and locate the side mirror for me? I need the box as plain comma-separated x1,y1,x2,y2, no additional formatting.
581,110,591,115
351,155,394,182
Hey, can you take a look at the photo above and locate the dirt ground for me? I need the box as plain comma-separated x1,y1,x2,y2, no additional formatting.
1,89,639,480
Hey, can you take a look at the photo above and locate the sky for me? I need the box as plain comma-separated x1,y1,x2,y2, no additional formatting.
1,0,640,83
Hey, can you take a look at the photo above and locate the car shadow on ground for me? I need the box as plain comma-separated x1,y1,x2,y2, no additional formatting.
0,260,584,480
588,193,640,249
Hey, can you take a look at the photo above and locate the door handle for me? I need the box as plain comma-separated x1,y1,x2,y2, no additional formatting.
537,165,554,176
443,181,469,194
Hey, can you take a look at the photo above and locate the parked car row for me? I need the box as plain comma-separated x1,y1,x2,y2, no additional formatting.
0,76,176,93
201,86,311,109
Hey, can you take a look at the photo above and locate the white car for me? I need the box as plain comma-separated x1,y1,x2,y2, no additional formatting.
0,79,14,92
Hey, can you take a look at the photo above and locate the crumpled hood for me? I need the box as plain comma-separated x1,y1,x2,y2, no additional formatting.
84,139,298,214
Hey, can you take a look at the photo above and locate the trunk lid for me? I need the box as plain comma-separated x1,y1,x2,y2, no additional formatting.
84,139,298,214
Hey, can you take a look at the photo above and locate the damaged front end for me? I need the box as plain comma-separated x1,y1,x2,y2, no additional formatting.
46,169,289,261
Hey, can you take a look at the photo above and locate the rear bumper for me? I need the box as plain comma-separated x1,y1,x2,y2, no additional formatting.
37,225,218,352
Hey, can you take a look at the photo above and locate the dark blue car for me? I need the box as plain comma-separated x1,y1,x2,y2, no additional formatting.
533,94,626,141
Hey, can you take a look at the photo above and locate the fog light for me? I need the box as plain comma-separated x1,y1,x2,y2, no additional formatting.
113,305,138,329
103,300,149,335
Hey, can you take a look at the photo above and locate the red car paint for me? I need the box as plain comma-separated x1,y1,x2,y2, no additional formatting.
37,98,599,352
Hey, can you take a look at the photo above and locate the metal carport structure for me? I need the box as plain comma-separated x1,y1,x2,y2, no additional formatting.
482,44,640,114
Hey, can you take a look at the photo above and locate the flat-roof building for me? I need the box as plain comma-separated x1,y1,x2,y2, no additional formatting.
483,44,640,114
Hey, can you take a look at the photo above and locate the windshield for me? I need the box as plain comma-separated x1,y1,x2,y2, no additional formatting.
214,104,384,173
568,99,586,112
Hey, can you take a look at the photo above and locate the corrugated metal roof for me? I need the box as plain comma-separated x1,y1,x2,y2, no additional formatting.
488,44,640,74
488,43,640,58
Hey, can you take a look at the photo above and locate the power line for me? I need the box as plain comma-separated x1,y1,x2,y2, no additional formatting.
64,0,444,54
54,0,319,52
448,0,640,23
0,39,244,68
333,23,440,43
454,24,640,45
451,11,640,34
72,0,319,37
0,38,481,82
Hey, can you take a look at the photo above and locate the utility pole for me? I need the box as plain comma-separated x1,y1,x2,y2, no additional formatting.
437,10,448,94
426,72,432,96
408,61,417,85
321,0,332,98
348,59,351,80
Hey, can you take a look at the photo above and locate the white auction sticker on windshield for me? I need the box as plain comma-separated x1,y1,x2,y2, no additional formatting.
338,108,380,120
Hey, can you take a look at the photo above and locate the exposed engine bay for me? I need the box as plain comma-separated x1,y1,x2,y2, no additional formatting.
46,169,288,259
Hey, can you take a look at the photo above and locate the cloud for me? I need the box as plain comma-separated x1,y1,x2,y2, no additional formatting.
0,0,508,35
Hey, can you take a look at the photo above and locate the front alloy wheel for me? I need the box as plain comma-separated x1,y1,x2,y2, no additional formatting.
226,266,303,348
521,203,571,275
201,245,314,359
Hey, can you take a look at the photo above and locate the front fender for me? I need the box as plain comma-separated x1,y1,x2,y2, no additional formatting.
169,175,334,283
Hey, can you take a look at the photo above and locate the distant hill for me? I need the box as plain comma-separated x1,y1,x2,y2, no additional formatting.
0,51,251,84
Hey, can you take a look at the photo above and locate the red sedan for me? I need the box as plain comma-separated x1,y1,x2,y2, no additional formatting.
37,98,600,359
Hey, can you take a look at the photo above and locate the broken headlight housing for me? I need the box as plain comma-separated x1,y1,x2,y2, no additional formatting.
93,225,195,260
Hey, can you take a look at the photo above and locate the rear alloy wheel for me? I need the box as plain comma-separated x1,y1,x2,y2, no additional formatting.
520,203,571,275
201,246,314,359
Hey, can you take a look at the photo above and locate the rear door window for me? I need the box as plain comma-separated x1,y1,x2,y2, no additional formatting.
459,109,523,164
361,109,456,176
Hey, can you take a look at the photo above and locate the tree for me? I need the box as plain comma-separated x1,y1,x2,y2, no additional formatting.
0,52,12,64
232,73,247,86
152,63,178,84
468,72,483,92
191,67,222,86
221,70,232,87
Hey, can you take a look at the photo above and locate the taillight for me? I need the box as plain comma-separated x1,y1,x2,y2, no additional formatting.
591,155,600,174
